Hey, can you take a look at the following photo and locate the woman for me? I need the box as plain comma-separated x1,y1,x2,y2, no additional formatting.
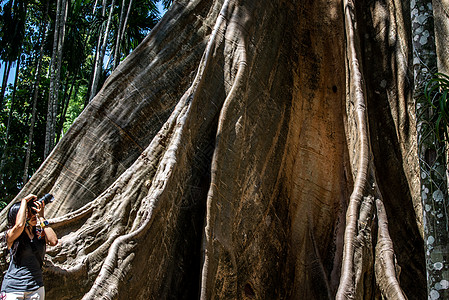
1,194,58,300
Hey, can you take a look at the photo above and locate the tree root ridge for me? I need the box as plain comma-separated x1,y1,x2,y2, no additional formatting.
374,198,407,300
40,71,198,298
200,47,247,300
337,0,371,298
337,0,407,299
81,89,198,299
81,0,248,298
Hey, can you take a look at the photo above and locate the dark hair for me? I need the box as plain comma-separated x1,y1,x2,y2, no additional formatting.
7,202,21,228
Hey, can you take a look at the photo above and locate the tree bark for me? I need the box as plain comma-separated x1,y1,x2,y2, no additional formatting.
56,70,78,143
23,0,50,184
45,0,68,159
89,0,116,101
87,0,107,105
113,0,127,70
411,0,449,298
116,0,134,66
0,54,22,180
0,0,435,299
0,61,11,108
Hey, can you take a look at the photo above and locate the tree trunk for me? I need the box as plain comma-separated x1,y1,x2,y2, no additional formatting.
88,0,107,103
9,55,21,117
0,54,22,180
45,0,68,159
0,0,437,299
112,0,133,70
89,0,116,101
23,0,49,184
411,0,449,298
0,61,11,108
87,0,107,105
56,70,78,143
113,0,127,70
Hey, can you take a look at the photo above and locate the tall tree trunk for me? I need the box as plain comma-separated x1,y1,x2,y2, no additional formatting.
9,56,21,114
23,5,50,184
87,0,107,104
45,0,68,158
120,0,133,53
23,4,49,183
0,61,11,108
112,0,133,70
411,0,449,298
0,0,436,299
0,54,22,180
56,70,78,143
89,0,116,101
113,0,127,70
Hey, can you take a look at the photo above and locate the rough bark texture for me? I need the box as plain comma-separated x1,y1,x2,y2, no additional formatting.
0,0,437,299
45,0,68,158
433,0,449,74
411,0,449,298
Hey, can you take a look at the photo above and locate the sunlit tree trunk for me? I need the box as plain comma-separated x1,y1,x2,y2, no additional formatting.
113,0,127,70
88,0,107,103
112,0,133,70
0,61,11,108
90,0,116,101
45,0,68,158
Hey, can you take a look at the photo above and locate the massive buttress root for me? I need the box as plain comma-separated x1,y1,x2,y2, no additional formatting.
0,0,425,299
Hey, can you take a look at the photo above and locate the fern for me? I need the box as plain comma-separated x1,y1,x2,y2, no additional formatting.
424,72,449,142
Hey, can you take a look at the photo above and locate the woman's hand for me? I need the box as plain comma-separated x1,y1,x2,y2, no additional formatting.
31,197,58,246
22,194,37,204
33,200,45,219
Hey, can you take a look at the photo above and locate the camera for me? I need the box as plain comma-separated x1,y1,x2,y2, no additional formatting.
28,193,54,213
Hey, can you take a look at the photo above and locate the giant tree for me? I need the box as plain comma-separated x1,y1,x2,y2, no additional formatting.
0,0,444,299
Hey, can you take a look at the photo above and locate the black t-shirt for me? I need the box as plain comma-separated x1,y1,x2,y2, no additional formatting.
1,227,46,292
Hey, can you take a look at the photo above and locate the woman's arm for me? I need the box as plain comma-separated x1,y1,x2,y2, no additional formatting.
6,194,36,248
41,224,58,246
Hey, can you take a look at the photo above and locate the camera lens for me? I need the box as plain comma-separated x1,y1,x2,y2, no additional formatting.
27,193,54,213
39,193,54,205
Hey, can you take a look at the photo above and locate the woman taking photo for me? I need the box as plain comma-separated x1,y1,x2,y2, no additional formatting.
1,194,58,300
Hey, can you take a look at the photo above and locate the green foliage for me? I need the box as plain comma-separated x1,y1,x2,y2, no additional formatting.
0,67,47,203
424,73,449,142
63,85,86,134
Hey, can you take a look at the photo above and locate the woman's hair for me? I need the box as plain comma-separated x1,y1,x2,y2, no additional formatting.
7,202,22,228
